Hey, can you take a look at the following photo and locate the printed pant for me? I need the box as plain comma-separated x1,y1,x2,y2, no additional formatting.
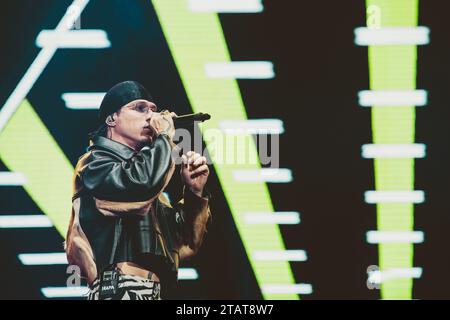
87,274,161,300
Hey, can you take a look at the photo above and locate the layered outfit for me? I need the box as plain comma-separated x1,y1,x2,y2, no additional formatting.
65,133,211,299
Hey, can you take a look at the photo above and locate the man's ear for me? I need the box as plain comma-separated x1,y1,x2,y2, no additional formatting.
105,114,116,127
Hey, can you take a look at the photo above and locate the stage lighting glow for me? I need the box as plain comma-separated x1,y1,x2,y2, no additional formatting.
178,268,199,280
0,215,53,228
232,169,293,183
0,172,27,185
252,250,307,262
0,0,91,238
61,92,105,109
220,119,284,135
354,26,429,46
244,212,300,225
40,286,89,298
36,30,111,49
188,0,263,13
0,100,74,235
362,144,426,159
18,250,197,280
358,0,428,299
261,284,313,295
152,0,300,299
364,191,425,204
0,0,90,133
366,231,424,244
368,267,422,284
204,62,275,79
358,90,427,107
18,253,68,265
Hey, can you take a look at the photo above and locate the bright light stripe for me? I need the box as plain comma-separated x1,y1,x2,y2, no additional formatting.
220,119,284,134
0,215,53,228
0,0,90,133
232,169,293,183
253,250,307,262
364,191,424,204
152,0,298,299
358,90,427,107
36,30,110,48
366,231,424,244
354,26,429,45
364,0,422,299
244,212,300,225
178,268,199,280
0,0,85,235
362,144,426,159
188,0,263,13
368,267,422,284
41,287,88,298
261,284,313,295
0,100,74,235
205,62,275,79
18,253,199,280
0,172,27,185
61,92,105,109
18,253,67,265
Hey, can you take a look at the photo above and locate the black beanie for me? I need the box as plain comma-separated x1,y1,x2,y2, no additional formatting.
98,80,153,123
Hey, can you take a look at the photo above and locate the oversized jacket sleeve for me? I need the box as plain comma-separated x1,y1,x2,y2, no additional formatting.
80,134,175,203
170,187,212,254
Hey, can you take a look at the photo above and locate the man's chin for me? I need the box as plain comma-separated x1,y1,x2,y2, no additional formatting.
142,134,154,144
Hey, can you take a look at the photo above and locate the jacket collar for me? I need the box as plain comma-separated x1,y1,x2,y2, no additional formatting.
89,136,137,159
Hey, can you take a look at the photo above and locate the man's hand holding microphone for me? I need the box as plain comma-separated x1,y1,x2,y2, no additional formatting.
148,109,209,198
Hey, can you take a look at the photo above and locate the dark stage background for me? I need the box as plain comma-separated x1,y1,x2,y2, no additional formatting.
0,0,449,299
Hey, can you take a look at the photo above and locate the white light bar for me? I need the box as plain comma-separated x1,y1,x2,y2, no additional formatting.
41,286,88,298
220,119,284,134
0,0,90,132
36,30,111,49
368,267,422,284
20,253,198,281
18,253,68,265
366,231,424,244
188,0,263,13
178,268,199,280
61,92,105,109
358,90,427,107
364,191,425,204
244,212,300,225
0,215,53,228
354,26,430,46
261,284,313,295
362,144,426,159
253,250,307,261
233,169,293,183
0,172,27,186
205,61,275,79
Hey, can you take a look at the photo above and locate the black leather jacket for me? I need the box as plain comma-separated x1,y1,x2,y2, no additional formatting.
65,134,211,295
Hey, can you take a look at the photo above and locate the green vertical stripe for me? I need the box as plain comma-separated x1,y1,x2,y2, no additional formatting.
366,0,419,299
0,99,73,236
151,0,299,299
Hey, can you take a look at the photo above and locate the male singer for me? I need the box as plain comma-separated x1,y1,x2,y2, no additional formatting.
65,81,211,300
